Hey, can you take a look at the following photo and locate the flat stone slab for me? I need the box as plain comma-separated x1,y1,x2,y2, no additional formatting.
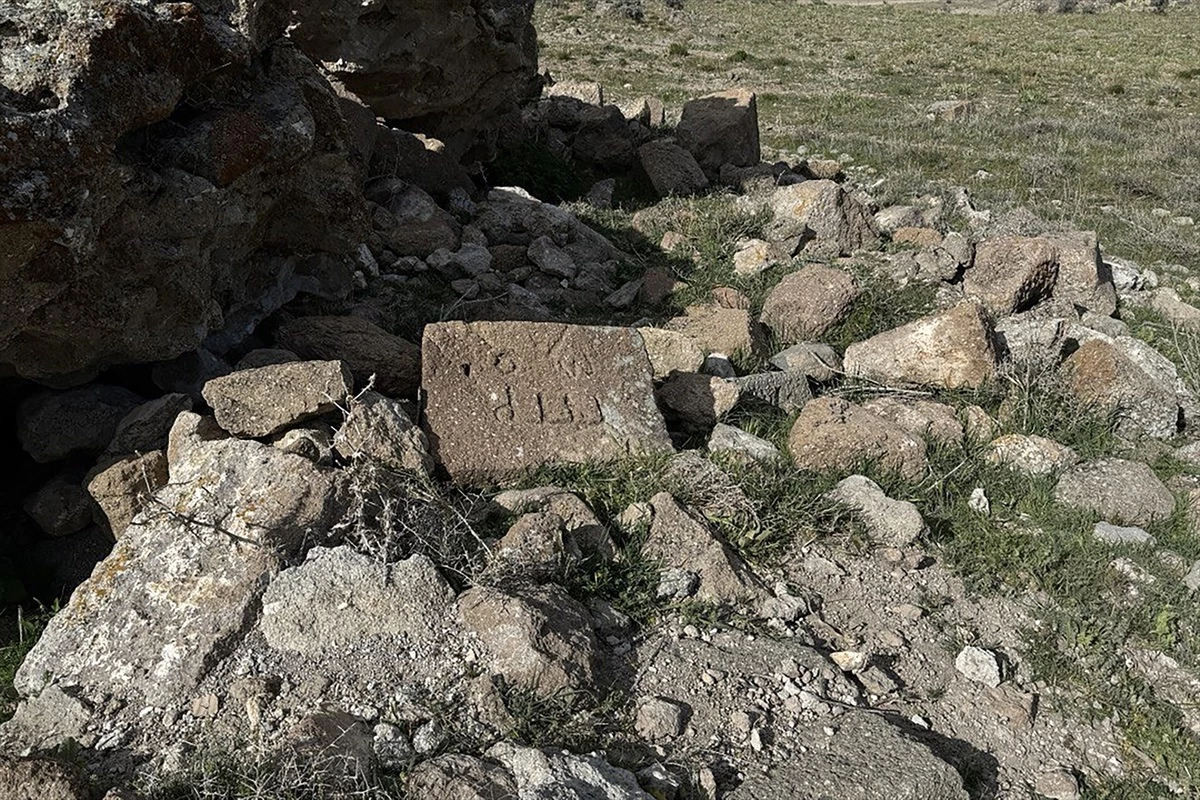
422,322,672,481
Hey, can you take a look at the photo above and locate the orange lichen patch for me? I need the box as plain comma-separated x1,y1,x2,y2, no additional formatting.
66,544,134,621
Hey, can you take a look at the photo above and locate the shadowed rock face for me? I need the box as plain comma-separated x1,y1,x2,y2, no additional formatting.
0,0,368,384
286,0,540,160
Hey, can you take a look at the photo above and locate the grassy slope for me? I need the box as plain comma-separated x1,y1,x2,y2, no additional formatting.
538,1,1200,267
537,4,1200,797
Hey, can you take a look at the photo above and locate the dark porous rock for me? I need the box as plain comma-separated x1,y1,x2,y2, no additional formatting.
1,1,366,383
276,315,421,399
17,385,143,463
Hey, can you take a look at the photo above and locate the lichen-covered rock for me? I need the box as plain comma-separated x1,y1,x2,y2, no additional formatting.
860,397,964,446
9,413,344,743
1061,334,1190,440
202,360,352,438
1,0,366,382
666,305,763,358
964,236,1059,315
1048,231,1116,316
487,743,651,800
844,302,997,390
985,434,1077,476
261,547,455,655
333,391,432,474
287,0,538,161
767,180,880,256
638,327,705,378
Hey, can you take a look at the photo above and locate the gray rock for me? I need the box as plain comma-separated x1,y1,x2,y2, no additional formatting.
527,236,577,279
107,394,194,455
1055,459,1174,527
727,713,967,800
12,412,344,725
1034,769,1082,800
708,424,783,464
955,646,1003,687
152,349,232,402
1184,561,1200,592
495,512,568,572
573,105,635,170
645,493,764,604
23,480,94,538
407,754,518,800
491,487,615,560
261,547,454,655
4,684,93,752
994,311,1068,363
287,710,374,784
1048,231,1116,317
486,742,652,800
459,584,599,695
203,360,352,438
333,391,432,475
288,0,537,159
702,353,738,379
767,180,880,256
637,139,710,198
827,475,927,546
1093,522,1156,546
735,371,813,413
273,424,335,465
236,349,300,370
372,184,462,257
634,696,689,742
770,342,842,382
17,385,144,463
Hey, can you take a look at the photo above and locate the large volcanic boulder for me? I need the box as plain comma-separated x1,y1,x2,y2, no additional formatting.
0,0,368,384
287,0,541,160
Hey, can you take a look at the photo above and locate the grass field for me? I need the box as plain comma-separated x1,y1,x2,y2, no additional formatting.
537,0,1200,268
